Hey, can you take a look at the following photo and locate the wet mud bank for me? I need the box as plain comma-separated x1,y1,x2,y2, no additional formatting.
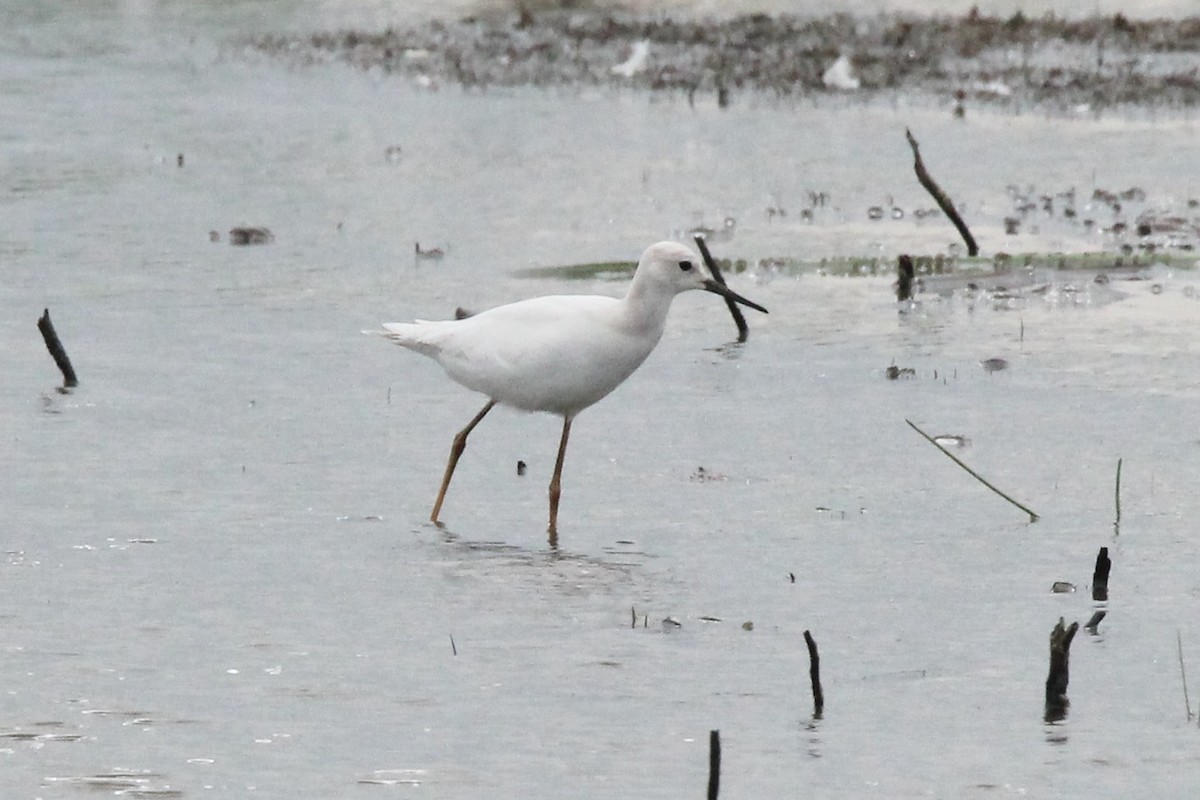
244,11,1200,112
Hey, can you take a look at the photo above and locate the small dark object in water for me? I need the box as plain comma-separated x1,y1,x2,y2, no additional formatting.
37,309,78,390
896,254,915,301
953,88,966,118
176,152,184,167
385,145,403,162
868,205,884,220
1051,581,1075,593
208,230,220,242
1004,217,1021,235
1045,617,1080,721
981,357,1009,373
415,242,445,259
1085,610,1106,631
454,307,473,320
517,460,527,476
229,227,274,245
1092,546,1111,601
886,365,916,380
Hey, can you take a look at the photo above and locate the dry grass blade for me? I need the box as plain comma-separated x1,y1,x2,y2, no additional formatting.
906,419,1038,522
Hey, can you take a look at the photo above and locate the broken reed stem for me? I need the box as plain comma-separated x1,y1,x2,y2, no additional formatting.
1114,457,1123,532
1179,630,1193,720
1045,617,1079,721
1091,547,1111,601
904,128,979,256
694,235,749,343
707,729,721,800
804,629,825,716
37,308,78,388
896,254,915,302
450,634,457,656
905,419,1039,522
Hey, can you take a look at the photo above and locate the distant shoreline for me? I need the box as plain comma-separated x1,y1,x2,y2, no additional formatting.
244,11,1200,111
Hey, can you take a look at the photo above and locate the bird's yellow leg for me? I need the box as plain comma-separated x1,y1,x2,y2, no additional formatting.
431,400,495,525
548,416,572,536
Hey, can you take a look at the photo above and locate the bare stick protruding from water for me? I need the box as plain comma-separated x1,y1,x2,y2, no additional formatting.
1114,457,1123,533
804,629,825,717
1045,617,1079,722
904,128,978,256
1179,631,1193,720
37,309,78,389
450,634,457,656
694,235,749,343
707,729,721,800
1092,547,1111,601
896,254,915,302
1085,610,1106,631
905,419,1039,522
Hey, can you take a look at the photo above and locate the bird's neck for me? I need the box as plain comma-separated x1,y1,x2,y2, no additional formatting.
621,277,675,337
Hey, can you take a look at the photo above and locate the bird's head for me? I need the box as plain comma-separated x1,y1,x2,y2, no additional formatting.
637,241,768,313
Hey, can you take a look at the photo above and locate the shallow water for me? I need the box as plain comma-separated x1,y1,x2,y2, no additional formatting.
4,2,1200,798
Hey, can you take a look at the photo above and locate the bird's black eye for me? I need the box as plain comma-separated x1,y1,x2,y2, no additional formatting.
679,260,693,272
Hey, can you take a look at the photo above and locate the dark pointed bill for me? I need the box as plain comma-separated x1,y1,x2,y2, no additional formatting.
702,279,768,314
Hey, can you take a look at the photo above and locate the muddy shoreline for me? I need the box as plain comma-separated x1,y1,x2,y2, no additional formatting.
245,11,1200,111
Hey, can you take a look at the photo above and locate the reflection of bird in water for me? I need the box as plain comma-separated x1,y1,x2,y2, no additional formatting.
414,242,446,259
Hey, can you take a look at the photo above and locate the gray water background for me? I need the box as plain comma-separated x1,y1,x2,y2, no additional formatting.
4,1,1200,797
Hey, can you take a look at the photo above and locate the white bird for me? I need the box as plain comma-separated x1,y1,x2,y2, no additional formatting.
379,241,768,536
822,53,860,91
611,40,651,78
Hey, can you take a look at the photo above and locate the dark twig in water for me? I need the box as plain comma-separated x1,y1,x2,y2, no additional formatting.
905,419,1039,522
1091,547,1111,601
1179,630,1193,720
1045,617,1079,722
707,730,720,800
905,128,978,256
694,235,749,343
804,629,825,717
450,634,457,656
37,309,78,390
1085,610,1106,631
1114,457,1123,533
896,254,915,302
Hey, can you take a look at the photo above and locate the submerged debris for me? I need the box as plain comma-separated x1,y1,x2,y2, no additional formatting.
229,226,274,245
